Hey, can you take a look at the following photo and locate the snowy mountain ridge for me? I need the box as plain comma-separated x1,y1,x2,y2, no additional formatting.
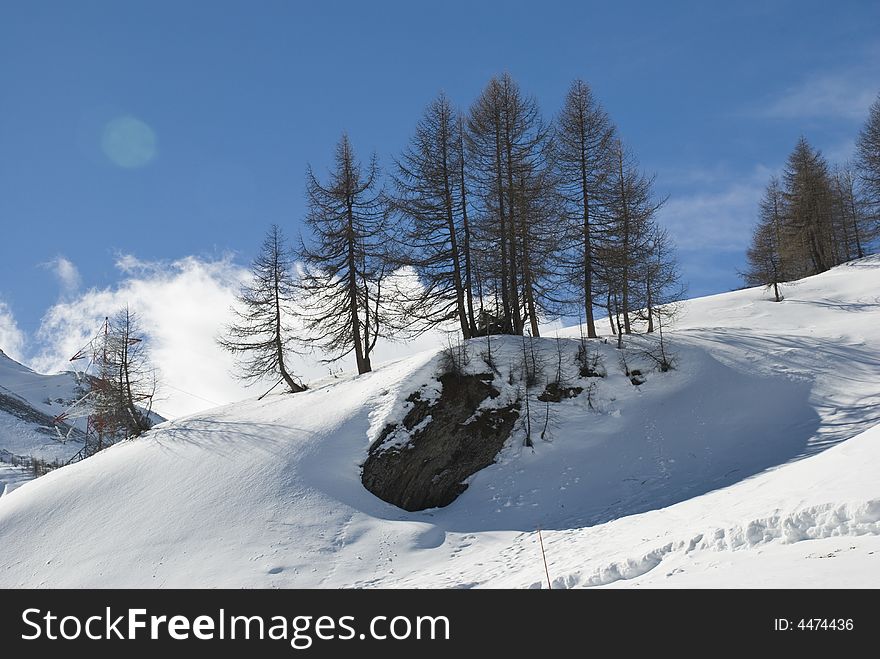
0,349,88,495
0,256,878,587
0,347,164,496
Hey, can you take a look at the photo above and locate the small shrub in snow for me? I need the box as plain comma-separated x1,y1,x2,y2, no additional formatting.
439,335,470,377
576,342,605,378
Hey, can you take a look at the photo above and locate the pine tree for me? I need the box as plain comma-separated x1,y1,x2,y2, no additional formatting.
298,134,389,374
218,224,306,393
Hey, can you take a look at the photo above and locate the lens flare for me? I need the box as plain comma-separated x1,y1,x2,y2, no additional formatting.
101,115,157,168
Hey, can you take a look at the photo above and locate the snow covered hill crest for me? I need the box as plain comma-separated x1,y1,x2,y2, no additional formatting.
1,256,879,587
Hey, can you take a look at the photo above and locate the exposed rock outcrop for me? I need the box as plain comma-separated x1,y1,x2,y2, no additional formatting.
361,373,519,511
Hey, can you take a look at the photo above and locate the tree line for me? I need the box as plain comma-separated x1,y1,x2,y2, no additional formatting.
221,74,680,390
744,94,880,300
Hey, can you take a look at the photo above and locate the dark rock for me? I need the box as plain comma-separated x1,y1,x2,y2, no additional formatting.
629,369,646,386
579,364,604,378
0,392,85,439
537,382,583,403
361,373,519,511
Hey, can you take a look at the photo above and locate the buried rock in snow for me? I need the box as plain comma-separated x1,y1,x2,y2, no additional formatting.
361,373,519,511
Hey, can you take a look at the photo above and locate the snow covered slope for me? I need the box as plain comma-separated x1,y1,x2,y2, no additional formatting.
1,257,878,587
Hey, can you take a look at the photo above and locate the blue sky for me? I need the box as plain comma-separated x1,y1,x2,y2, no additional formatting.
0,1,878,372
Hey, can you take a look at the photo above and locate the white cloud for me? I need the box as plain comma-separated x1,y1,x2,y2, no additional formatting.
114,253,151,274
42,256,82,296
0,299,26,362
759,72,878,121
31,255,250,419
28,255,451,420
658,167,771,252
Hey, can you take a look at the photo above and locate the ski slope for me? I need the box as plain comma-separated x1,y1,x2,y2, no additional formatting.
0,257,878,587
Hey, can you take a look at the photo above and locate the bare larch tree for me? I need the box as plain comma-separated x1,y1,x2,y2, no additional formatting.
466,73,549,335
218,224,306,393
111,306,158,434
391,93,476,338
84,308,158,455
856,93,880,215
780,137,836,276
744,178,787,301
604,139,664,336
298,134,389,374
555,79,616,338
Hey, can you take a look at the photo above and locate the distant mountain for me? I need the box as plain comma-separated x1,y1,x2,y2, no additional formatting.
0,348,164,494
0,349,86,462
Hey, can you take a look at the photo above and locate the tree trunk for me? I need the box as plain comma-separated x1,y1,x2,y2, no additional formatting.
459,120,478,336
440,122,470,339
121,340,142,432
504,114,522,335
361,257,373,373
618,150,633,335
274,257,305,392
614,296,624,349
492,112,511,333
607,291,616,335
848,180,864,259
580,127,597,339
346,197,368,374
522,233,540,338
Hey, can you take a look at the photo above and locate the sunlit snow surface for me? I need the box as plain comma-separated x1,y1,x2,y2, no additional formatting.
1,257,879,587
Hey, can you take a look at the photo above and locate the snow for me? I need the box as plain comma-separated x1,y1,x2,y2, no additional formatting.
0,350,85,468
0,257,878,587
0,349,81,423
0,464,35,498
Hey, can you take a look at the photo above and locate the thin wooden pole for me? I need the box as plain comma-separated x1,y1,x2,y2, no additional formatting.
537,528,551,589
